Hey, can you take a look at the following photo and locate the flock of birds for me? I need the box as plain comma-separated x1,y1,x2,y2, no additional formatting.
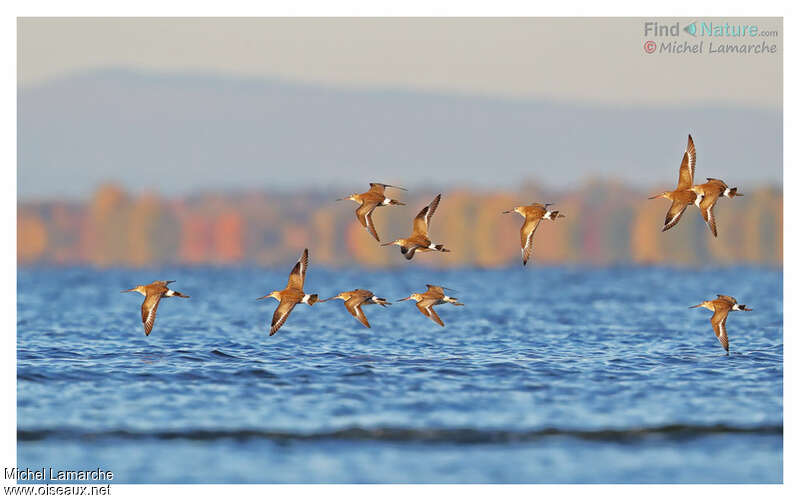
122,134,751,353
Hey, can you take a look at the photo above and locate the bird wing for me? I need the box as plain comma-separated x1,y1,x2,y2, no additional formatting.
356,201,381,241
662,197,690,231
711,307,731,352
676,151,693,190
141,293,163,336
345,296,371,328
417,300,444,327
368,182,406,194
412,194,441,236
286,248,309,289
716,294,738,305
676,135,696,190
270,298,298,336
425,284,445,296
520,217,542,265
699,191,721,237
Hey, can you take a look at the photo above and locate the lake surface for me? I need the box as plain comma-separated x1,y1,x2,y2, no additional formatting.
17,266,783,483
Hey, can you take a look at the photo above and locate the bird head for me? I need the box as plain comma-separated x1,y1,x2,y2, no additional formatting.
121,285,146,296
398,293,423,302
257,291,281,301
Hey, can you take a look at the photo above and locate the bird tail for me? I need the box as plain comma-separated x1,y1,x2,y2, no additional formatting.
374,297,391,307
727,187,743,198
434,244,450,252
548,210,565,220
388,199,405,206
304,294,319,305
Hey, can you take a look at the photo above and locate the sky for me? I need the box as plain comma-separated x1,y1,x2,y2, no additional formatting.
16,17,783,199
19,17,782,108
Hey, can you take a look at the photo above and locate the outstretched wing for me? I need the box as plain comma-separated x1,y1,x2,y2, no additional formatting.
344,297,370,328
417,299,444,327
676,135,696,190
412,194,441,236
356,201,381,241
520,217,541,266
425,284,445,297
676,151,693,190
141,293,163,336
270,299,298,336
287,248,309,289
699,192,721,238
710,308,731,352
662,199,689,231
369,183,406,194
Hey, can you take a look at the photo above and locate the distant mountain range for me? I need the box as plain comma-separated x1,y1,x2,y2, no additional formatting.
18,68,782,200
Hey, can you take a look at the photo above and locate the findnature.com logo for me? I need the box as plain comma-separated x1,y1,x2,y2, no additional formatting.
642,20,779,55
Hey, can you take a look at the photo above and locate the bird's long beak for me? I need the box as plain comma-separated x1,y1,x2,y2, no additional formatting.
256,295,269,301
648,192,666,200
501,210,512,214
397,296,412,302
318,297,338,302
689,304,703,308
121,288,135,293
380,241,396,246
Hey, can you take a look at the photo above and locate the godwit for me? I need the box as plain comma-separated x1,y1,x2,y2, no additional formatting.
121,280,190,336
649,134,698,232
690,178,743,237
319,289,391,328
690,294,752,353
257,248,318,336
398,284,463,327
337,183,406,241
381,194,450,260
502,203,565,266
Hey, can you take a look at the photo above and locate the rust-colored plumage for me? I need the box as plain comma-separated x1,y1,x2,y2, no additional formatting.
398,284,463,327
649,135,698,232
502,203,565,266
337,183,406,241
257,248,319,336
320,289,391,328
381,194,451,260
690,178,744,238
121,280,190,336
690,294,752,353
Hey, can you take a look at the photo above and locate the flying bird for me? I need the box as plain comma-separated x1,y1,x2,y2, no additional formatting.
320,289,391,328
690,294,752,353
649,134,698,232
690,178,744,237
121,280,190,336
381,194,450,260
398,284,463,327
337,183,406,241
257,248,318,336
502,203,565,266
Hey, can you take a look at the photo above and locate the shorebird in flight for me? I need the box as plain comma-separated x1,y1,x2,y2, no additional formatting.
690,178,743,237
381,194,450,260
649,134,698,232
337,183,406,241
690,294,752,354
502,203,565,266
320,289,391,328
398,284,463,327
257,248,318,336
121,280,190,336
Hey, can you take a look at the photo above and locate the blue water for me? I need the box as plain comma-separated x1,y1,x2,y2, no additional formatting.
17,266,782,483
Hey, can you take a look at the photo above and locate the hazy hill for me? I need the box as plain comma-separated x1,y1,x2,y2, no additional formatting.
18,69,782,200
